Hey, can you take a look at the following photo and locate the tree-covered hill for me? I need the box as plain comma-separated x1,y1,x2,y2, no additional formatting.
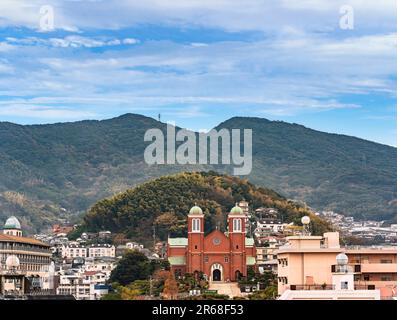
0,113,396,233
217,117,397,221
82,171,331,245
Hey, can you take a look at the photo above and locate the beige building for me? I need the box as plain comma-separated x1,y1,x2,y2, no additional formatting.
0,216,52,292
88,244,115,258
256,238,279,273
277,231,397,299
61,244,87,259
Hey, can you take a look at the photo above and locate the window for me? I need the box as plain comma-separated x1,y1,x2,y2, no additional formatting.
233,219,242,232
381,276,393,281
381,259,393,264
224,256,229,263
194,245,198,249
364,275,370,281
204,256,209,263
192,218,201,232
341,281,348,290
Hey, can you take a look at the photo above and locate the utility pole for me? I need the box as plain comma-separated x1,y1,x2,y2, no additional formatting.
152,225,156,250
149,276,153,298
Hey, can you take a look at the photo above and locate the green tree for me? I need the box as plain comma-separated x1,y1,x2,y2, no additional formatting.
249,286,277,300
109,250,154,286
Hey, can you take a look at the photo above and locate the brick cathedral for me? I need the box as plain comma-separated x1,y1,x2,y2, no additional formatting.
167,204,256,282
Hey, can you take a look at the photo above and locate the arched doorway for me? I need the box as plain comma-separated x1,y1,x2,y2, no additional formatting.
210,263,223,282
213,269,221,281
235,270,242,281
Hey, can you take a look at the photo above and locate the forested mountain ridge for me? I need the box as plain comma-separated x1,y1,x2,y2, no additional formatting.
81,171,331,245
0,113,396,233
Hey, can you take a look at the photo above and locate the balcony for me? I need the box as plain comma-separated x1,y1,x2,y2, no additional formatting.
360,263,397,273
290,284,335,291
354,285,376,290
331,264,361,273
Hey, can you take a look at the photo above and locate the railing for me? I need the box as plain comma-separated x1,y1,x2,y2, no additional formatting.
26,289,57,295
331,264,361,273
354,285,376,290
290,284,335,291
344,245,397,251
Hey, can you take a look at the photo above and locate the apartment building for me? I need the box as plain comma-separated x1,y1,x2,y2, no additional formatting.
277,231,397,299
88,244,115,258
256,238,279,273
61,244,87,259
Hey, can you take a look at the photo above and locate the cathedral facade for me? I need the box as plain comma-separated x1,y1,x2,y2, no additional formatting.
167,205,256,282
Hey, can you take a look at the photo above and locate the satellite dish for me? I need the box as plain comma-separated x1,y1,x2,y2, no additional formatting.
301,216,311,225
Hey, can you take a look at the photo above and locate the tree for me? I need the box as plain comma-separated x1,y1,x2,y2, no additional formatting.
155,212,179,239
113,233,127,245
162,274,179,300
120,286,141,300
248,286,277,300
109,250,154,286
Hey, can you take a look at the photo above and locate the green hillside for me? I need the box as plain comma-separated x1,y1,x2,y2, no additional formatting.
82,171,330,245
0,113,396,233
218,117,397,221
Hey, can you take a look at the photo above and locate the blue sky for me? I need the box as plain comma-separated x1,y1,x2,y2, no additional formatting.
1,1,397,146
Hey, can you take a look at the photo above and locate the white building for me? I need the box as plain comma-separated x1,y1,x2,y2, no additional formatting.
126,242,144,250
56,265,113,300
61,244,87,259
88,244,115,258
255,220,286,237
0,216,52,292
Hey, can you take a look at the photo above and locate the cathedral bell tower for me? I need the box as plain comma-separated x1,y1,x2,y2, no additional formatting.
187,205,205,273
228,204,246,281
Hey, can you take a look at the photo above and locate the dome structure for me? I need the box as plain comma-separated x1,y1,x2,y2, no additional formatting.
189,205,203,215
4,216,21,230
336,252,348,265
230,205,243,215
6,255,20,269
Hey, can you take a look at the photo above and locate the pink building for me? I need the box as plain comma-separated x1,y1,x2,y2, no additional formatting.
277,232,397,300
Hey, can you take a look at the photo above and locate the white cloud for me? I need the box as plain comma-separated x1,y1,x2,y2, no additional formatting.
1,1,397,126
123,38,139,45
0,0,396,32
4,35,139,48
0,103,97,120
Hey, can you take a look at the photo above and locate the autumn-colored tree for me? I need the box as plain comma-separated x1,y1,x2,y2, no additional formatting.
120,286,141,300
162,274,179,300
113,233,127,245
153,269,171,283
155,212,179,239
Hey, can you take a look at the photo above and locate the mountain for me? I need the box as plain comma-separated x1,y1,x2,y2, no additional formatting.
218,117,397,221
0,113,396,232
81,171,331,245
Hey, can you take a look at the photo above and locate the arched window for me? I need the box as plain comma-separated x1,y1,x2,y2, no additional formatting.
192,218,201,232
233,218,242,232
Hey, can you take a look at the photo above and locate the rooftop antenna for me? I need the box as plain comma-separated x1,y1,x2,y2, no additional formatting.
158,113,161,122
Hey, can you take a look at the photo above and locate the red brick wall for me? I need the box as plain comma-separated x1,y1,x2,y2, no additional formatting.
167,213,256,282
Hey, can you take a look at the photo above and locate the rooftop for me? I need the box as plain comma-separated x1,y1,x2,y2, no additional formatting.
168,256,186,266
0,234,50,247
168,238,188,246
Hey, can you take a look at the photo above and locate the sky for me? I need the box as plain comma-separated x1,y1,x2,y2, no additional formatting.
1,0,397,146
